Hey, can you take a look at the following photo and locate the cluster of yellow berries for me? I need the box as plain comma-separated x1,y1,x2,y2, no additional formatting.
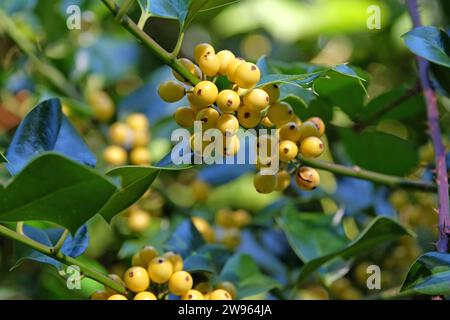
103,113,152,166
157,43,327,194
90,246,235,300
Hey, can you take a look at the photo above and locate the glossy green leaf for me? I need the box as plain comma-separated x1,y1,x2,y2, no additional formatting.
403,26,450,68
183,244,231,274
401,252,450,295
340,128,419,176
278,207,413,284
220,253,281,299
165,220,205,257
0,153,117,233
0,152,6,163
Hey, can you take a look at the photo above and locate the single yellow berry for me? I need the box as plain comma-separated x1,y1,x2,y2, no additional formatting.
134,291,157,300
215,282,237,299
192,216,215,243
262,83,280,104
307,117,325,137
295,167,320,190
90,290,110,300
253,171,277,194
127,209,151,232
298,121,321,141
216,89,240,113
223,228,241,249
182,289,204,300
109,122,132,146
131,252,144,267
217,50,236,75
233,62,261,89
163,251,184,272
210,289,232,300
107,294,127,300
103,145,127,166
198,53,220,77
123,266,150,293
243,89,270,111
194,282,213,295
126,113,149,131
279,140,299,162
158,80,185,103
216,114,240,136
168,271,193,296
279,122,301,142
267,102,293,127
173,58,197,82
232,209,251,228
192,81,219,107
129,147,151,165
194,43,215,64
196,107,220,130
226,57,245,83
139,246,159,267
88,90,115,122
300,136,324,158
174,107,196,128
147,257,174,284
237,105,261,128
131,130,150,148
215,208,235,229
275,170,291,191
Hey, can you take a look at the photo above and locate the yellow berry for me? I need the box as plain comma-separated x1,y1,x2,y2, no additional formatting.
107,294,127,300
192,81,219,107
295,167,320,190
226,57,245,82
192,216,215,243
174,107,196,128
131,130,150,148
223,228,241,249
237,105,261,128
275,169,291,191
90,290,109,300
131,252,144,267
216,114,240,136
198,53,220,77
194,282,213,295
298,121,321,141
173,58,197,82
267,102,293,127
192,179,210,202
194,43,215,64
168,271,193,296
105,274,125,296
126,113,149,131
182,289,204,300
222,135,240,157
233,62,261,89
300,136,324,158
215,282,237,299
243,89,270,111
232,209,251,228
307,117,325,136
279,140,298,162
217,50,235,75
279,122,301,142
147,257,174,284
89,90,115,122
217,89,240,113
260,116,275,128
262,83,280,104
158,80,185,103
139,246,159,267
123,266,150,293
163,251,184,272
210,289,232,300
196,107,220,130
253,171,277,194
134,291,157,300
109,122,132,146
103,145,127,166
215,208,235,228
129,147,151,165
128,209,151,232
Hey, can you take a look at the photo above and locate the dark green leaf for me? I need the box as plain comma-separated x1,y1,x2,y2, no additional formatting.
401,252,450,295
184,244,231,274
0,152,6,163
165,220,205,257
219,253,281,299
0,153,117,233
340,128,419,176
403,26,450,68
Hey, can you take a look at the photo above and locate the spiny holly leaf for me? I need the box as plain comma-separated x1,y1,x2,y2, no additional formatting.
0,152,6,163
0,153,117,233
278,207,413,284
5,98,96,176
403,26,450,68
401,252,450,296
340,128,419,176
98,164,190,222
219,253,281,299
11,224,89,271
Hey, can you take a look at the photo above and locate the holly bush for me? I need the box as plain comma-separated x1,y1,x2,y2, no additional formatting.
0,0,449,301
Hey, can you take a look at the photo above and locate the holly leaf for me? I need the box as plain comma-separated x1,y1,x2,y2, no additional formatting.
183,244,231,274
0,153,117,233
403,26,450,68
5,98,96,176
165,219,205,257
0,152,6,163
401,252,450,296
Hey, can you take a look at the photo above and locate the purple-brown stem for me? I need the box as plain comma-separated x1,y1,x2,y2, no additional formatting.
406,0,450,252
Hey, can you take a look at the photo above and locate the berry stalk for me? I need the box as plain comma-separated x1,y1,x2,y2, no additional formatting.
406,0,450,253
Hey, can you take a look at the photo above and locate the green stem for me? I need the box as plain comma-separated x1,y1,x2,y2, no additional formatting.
53,229,69,253
102,0,200,86
297,155,438,193
115,0,135,22
137,11,151,30
171,31,185,57
0,224,128,296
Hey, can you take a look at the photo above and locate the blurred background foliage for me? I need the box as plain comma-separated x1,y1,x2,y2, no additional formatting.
0,0,449,300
